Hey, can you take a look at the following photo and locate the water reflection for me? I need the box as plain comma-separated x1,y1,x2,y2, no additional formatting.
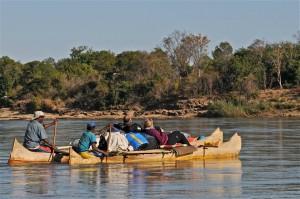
8,156,242,198
9,165,50,197
67,159,242,198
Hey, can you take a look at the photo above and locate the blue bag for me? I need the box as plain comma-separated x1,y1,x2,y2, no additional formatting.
126,132,149,150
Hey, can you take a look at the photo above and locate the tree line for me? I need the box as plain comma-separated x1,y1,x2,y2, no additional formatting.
1,31,300,113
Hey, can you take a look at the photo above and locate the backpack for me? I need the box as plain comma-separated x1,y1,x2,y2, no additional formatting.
98,135,108,151
141,133,159,150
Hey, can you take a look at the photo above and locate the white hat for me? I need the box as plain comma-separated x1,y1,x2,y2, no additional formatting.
33,111,45,120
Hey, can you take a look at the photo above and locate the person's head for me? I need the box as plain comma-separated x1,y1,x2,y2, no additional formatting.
87,122,96,132
123,111,134,124
33,111,45,123
123,115,132,124
144,118,153,128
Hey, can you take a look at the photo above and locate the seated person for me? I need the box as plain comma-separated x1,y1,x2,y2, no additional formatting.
77,122,108,159
144,118,191,146
24,111,57,153
114,112,143,133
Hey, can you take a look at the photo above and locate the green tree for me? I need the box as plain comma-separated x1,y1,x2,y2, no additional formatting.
212,42,234,92
90,50,116,73
248,39,267,89
135,48,176,105
70,46,89,63
0,56,23,97
56,58,95,79
19,61,61,98
212,42,233,63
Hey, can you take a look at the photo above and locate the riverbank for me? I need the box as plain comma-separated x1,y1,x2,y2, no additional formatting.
0,108,199,120
1,88,299,120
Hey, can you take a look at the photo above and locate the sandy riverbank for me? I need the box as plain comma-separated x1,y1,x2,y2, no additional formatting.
1,89,299,120
0,108,200,120
1,108,299,121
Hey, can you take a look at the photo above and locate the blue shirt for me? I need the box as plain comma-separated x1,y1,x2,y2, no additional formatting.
78,131,97,152
23,120,48,149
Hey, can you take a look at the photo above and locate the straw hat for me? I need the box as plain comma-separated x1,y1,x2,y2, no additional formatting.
33,111,45,120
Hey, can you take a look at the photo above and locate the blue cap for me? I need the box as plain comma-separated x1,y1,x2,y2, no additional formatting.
87,122,96,129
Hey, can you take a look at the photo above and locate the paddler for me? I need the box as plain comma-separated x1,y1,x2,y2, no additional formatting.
77,122,108,159
23,111,58,153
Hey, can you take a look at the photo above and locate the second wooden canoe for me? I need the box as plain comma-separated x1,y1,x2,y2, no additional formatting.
69,131,241,165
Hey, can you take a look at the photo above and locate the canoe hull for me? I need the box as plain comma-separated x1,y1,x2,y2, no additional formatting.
8,138,69,165
69,133,241,165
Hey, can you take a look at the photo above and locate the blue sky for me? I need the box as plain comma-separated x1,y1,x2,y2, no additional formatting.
0,0,299,63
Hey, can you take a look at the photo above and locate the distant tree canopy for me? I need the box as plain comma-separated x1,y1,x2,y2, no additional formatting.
1,30,299,111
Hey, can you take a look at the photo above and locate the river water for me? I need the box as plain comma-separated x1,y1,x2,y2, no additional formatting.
0,118,299,199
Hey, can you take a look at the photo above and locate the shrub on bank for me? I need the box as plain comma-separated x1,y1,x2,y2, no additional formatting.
205,101,247,117
0,97,12,108
204,100,272,117
273,102,296,110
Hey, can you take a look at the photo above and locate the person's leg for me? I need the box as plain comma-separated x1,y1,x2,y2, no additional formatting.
54,148,69,155
41,143,69,155
92,151,104,158
167,131,191,145
29,148,45,152
166,132,178,145
79,151,96,159
34,145,52,153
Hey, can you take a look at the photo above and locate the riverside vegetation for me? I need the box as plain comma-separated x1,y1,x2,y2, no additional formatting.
1,31,300,118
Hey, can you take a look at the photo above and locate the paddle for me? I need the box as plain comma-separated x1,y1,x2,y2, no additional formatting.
95,124,111,135
48,120,57,161
107,124,112,152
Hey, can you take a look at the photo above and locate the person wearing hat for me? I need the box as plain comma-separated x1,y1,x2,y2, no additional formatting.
77,122,108,159
23,111,58,152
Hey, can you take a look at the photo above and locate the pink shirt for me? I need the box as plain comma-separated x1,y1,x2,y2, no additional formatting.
144,127,168,145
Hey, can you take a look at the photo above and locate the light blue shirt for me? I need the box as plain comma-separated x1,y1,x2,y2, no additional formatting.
78,131,97,152
23,120,48,149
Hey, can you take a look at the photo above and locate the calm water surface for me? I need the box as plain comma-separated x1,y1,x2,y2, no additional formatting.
0,118,299,199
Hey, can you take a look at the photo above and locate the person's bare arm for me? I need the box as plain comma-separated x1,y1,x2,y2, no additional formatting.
43,119,58,129
91,143,108,156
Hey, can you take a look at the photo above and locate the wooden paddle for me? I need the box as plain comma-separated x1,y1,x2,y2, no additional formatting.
107,124,112,152
48,120,57,162
95,124,110,135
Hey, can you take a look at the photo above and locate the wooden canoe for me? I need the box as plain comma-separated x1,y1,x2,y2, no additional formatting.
69,131,241,165
8,138,70,165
